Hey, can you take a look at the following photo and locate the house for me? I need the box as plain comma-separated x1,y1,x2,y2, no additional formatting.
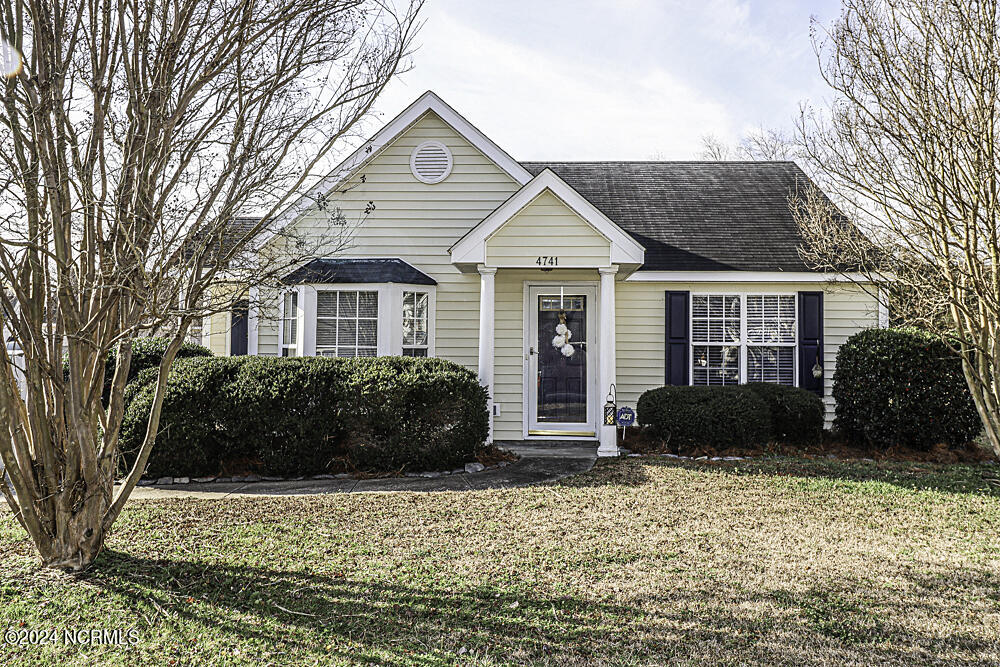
203,91,884,456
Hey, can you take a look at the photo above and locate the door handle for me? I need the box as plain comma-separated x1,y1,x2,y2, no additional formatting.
529,346,537,355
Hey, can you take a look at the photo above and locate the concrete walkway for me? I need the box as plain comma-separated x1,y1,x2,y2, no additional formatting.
126,441,598,500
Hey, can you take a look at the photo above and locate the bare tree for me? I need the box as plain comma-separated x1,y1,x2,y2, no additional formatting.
794,0,1000,455
0,0,422,569
699,127,800,161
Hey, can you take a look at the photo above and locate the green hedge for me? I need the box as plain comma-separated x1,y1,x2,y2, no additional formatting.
636,383,824,451
745,383,824,447
103,337,212,403
832,328,981,450
637,385,772,451
119,356,489,477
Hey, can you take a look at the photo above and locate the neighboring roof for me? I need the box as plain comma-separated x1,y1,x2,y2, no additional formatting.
520,161,824,272
450,168,645,267
282,258,436,285
183,216,260,263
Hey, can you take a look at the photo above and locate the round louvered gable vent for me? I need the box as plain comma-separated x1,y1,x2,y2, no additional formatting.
410,141,453,184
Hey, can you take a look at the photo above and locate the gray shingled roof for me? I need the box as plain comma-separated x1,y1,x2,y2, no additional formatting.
283,258,436,285
183,216,261,263
521,161,822,272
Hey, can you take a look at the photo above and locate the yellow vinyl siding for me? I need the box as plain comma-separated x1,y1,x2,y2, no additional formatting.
258,110,520,368
485,190,611,268
205,311,229,356
614,281,879,424
203,283,249,356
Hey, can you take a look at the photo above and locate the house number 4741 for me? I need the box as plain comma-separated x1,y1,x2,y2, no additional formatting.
536,256,558,266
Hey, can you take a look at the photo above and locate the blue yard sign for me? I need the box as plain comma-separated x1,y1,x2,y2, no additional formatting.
616,406,635,427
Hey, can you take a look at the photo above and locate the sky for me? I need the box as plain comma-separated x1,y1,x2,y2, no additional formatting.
365,0,844,161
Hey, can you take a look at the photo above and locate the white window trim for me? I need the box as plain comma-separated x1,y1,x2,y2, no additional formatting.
689,291,799,387
277,288,300,356
401,288,435,356
290,283,435,358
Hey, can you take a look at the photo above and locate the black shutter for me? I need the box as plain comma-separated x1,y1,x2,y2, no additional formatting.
230,300,249,356
798,291,823,395
664,291,690,385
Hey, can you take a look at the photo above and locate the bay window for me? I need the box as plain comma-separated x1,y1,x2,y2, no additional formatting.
401,290,430,357
316,290,379,357
283,283,434,358
692,293,797,386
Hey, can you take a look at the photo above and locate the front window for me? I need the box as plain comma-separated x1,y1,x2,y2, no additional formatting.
692,295,741,385
402,291,429,357
281,291,298,357
692,294,797,386
746,294,796,384
316,290,378,357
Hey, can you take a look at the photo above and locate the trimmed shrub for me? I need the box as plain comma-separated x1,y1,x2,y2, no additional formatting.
118,356,489,478
745,383,824,447
226,357,351,476
338,357,489,471
102,337,212,403
120,358,243,477
637,385,772,451
833,328,981,450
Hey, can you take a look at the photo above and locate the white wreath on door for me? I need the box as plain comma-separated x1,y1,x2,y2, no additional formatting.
551,315,575,358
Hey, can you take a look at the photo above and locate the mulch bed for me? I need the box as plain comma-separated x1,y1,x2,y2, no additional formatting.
620,426,998,465
210,445,519,481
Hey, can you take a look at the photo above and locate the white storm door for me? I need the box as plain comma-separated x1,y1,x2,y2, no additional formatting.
526,285,598,437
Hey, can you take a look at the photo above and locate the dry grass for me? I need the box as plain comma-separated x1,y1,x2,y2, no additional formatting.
2,456,999,665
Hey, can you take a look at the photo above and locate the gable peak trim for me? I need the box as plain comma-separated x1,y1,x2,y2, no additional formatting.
449,168,645,266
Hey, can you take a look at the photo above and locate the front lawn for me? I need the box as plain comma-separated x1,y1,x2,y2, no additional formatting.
2,457,1000,665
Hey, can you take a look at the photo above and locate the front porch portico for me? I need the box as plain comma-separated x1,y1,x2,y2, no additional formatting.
450,169,645,456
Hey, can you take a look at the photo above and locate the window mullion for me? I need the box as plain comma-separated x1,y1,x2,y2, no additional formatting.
740,293,747,384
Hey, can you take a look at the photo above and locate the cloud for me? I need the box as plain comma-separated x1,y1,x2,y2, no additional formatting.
351,0,841,162
372,12,736,160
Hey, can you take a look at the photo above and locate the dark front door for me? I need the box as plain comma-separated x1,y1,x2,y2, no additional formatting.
536,294,588,423
230,300,249,356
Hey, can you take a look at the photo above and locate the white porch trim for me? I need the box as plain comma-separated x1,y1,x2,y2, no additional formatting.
449,169,646,267
477,265,497,443
247,285,259,355
598,266,619,457
878,286,890,328
626,271,870,283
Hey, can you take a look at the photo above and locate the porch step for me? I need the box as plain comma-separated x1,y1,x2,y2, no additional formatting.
495,440,598,459
496,439,593,448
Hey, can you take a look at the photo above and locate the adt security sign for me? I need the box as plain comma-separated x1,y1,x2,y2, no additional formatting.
616,406,635,427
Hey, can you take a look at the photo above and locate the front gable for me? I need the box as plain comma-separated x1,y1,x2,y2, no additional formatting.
486,190,611,268
450,168,645,271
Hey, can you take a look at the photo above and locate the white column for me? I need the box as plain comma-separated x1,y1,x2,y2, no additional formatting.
877,286,890,328
247,285,259,355
477,265,497,443
598,265,619,456
300,286,316,357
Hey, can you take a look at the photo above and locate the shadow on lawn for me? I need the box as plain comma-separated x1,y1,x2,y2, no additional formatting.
87,550,657,664
621,455,1000,498
79,550,1000,664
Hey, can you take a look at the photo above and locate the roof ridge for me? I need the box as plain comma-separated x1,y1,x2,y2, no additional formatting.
520,160,797,165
